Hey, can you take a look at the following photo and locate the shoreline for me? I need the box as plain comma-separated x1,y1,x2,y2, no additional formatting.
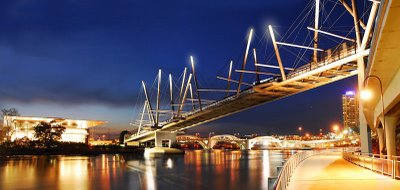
0,144,145,157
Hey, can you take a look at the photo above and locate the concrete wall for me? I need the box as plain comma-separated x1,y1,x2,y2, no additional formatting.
155,131,177,148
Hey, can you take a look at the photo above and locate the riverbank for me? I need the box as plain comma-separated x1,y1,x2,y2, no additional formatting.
0,141,144,156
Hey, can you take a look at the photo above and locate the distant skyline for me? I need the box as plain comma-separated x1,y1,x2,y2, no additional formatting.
0,1,367,136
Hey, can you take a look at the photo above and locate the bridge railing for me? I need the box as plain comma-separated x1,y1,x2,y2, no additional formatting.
287,40,357,80
273,149,333,190
342,151,400,179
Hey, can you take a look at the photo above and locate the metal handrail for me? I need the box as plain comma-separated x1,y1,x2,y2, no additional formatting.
342,150,400,179
273,150,331,190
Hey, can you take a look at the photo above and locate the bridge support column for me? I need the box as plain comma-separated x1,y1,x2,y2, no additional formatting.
208,139,214,149
242,140,250,150
382,116,398,157
376,127,385,155
155,131,177,148
358,51,372,153
359,107,372,153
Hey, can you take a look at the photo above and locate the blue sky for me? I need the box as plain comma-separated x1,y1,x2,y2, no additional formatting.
0,0,369,136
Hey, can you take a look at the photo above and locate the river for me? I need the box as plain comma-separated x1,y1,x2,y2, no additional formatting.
0,150,296,190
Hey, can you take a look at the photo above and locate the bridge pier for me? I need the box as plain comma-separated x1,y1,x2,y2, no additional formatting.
359,100,372,153
376,127,385,154
382,116,398,157
155,131,177,148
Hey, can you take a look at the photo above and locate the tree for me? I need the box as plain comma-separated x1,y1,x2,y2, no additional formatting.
1,108,20,140
119,130,131,145
33,120,66,148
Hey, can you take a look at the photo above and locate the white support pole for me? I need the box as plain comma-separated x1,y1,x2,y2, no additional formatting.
190,56,202,111
178,74,192,116
351,0,361,48
313,0,320,64
179,67,187,106
276,42,324,51
360,2,379,50
268,25,286,81
307,27,355,42
255,63,294,71
169,74,175,116
226,60,233,97
339,0,367,29
237,29,254,96
141,81,155,125
189,83,195,110
235,69,280,76
151,110,177,113
155,69,161,126
368,0,380,3
217,76,252,86
137,100,148,136
146,100,154,125
198,89,237,93
146,101,153,125
253,48,260,83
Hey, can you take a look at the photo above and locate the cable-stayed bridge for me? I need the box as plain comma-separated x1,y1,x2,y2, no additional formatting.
125,0,379,146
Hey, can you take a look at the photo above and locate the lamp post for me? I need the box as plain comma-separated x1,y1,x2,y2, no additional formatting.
319,128,323,138
360,75,386,154
332,125,339,133
298,126,303,140
208,132,214,139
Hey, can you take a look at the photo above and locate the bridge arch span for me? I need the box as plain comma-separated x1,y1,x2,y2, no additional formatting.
210,135,241,141
176,135,207,149
248,136,283,149
209,135,247,149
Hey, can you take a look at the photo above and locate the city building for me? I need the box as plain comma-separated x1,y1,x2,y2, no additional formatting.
342,91,359,132
2,116,106,143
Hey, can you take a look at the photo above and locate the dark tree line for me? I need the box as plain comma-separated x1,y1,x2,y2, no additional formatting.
33,121,66,148
1,108,20,139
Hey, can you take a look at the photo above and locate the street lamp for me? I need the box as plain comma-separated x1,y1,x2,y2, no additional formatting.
333,125,339,133
298,126,303,140
360,75,386,154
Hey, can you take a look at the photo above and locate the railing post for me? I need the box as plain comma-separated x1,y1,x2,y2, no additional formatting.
396,158,399,179
393,159,395,179
372,156,374,171
363,156,365,168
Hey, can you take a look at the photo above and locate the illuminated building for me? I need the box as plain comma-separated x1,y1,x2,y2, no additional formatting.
342,91,359,132
2,116,106,143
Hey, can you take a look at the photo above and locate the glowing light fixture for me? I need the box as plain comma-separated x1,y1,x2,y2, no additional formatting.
360,89,372,100
345,91,355,96
333,125,339,132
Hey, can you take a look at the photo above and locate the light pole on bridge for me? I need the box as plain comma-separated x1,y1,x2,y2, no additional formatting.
298,126,303,140
360,75,386,155
208,132,215,139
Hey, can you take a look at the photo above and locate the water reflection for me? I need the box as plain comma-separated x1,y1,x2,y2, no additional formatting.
0,150,295,190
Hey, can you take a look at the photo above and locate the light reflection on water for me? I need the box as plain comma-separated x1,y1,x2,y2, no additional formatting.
0,150,295,190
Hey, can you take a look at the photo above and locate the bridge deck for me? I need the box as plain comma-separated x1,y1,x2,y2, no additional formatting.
287,153,400,190
126,42,367,143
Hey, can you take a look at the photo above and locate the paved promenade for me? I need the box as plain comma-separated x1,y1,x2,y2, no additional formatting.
287,152,400,190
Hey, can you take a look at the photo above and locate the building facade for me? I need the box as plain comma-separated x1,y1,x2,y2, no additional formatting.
2,116,106,143
342,91,359,131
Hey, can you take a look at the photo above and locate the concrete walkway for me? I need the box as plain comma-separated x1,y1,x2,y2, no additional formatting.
287,152,400,190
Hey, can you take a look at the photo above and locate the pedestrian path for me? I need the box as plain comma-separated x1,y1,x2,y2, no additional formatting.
287,152,400,190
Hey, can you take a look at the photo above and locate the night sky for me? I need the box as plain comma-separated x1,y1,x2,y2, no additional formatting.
0,1,369,136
